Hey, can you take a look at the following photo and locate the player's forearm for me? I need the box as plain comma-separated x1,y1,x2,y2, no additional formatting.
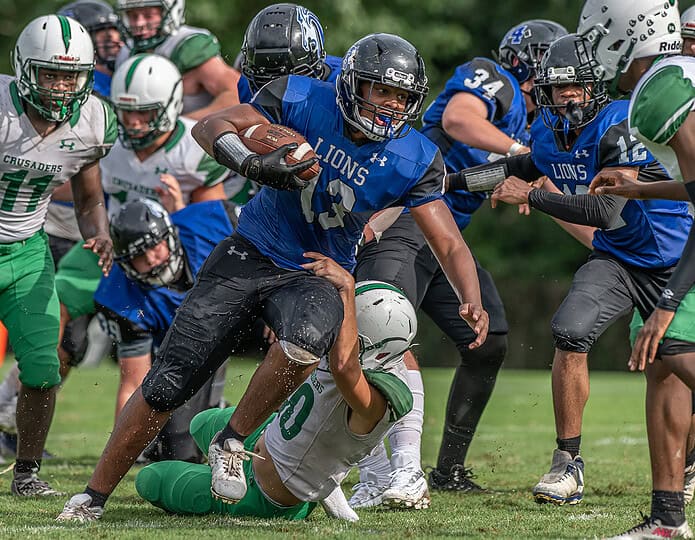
637,180,690,201
528,190,626,229
447,154,542,192
184,89,238,121
436,240,482,306
329,286,359,375
71,167,109,239
443,114,520,156
550,217,596,250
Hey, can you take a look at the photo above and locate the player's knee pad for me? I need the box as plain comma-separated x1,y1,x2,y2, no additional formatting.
279,340,321,365
457,332,507,371
141,374,188,412
551,293,600,353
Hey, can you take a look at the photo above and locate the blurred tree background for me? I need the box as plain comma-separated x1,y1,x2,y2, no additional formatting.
2,0,677,370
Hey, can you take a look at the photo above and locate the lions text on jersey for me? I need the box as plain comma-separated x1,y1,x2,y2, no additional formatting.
531,100,691,268
237,75,446,271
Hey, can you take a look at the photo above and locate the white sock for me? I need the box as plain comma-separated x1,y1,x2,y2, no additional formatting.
320,485,359,522
0,364,20,403
356,440,391,488
389,369,424,471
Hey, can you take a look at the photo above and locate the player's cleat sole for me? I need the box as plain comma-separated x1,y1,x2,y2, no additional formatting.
533,491,583,505
381,467,431,510
382,489,431,510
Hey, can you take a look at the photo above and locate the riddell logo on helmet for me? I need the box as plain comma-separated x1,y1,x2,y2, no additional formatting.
659,40,682,52
52,55,79,62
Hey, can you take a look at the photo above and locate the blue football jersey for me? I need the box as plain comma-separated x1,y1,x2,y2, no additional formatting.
94,200,234,344
237,75,445,271
421,58,530,229
531,100,691,268
93,70,112,99
236,54,343,104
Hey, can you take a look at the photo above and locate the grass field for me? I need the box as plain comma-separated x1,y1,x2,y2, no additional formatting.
0,358,677,539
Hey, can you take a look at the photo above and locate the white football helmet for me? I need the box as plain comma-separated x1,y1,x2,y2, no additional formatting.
577,0,682,92
110,53,183,149
116,0,185,50
12,15,95,122
354,281,417,372
682,5,695,39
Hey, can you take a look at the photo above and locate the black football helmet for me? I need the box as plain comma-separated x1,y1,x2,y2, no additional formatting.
337,33,428,142
58,0,121,71
111,199,184,288
242,3,326,92
498,19,568,83
535,34,608,132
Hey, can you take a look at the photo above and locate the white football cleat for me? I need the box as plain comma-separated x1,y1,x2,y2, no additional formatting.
381,466,430,510
348,474,386,509
56,493,103,522
208,436,249,504
533,449,584,505
606,515,693,539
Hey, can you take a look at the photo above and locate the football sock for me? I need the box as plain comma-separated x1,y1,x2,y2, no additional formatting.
14,459,40,475
651,490,685,526
557,436,581,458
84,486,109,509
216,423,247,444
357,441,391,488
389,369,424,470
436,334,506,473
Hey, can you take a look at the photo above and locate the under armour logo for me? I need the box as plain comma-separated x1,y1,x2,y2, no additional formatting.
59,139,76,151
574,149,589,159
662,288,674,300
155,166,168,174
227,245,248,260
370,153,388,167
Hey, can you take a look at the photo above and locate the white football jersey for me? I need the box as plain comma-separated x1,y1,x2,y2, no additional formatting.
0,75,115,242
629,55,695,181
100,116,227,217
263,358,411,502
115,25,220,114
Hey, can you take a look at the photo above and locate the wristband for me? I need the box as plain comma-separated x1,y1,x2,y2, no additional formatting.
212,132,253,171
506,142,526,157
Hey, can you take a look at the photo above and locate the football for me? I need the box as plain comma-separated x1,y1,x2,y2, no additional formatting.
239,124,321,181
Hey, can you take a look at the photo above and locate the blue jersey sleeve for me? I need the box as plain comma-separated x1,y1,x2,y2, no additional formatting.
447,58,517,122
237,75,254,104
400,150,445,207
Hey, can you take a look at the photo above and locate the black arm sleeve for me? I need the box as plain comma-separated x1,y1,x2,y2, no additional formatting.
656,182,695,310
447,153,543,192
250,76,289,124
95,303,153,359
527,190,627,229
